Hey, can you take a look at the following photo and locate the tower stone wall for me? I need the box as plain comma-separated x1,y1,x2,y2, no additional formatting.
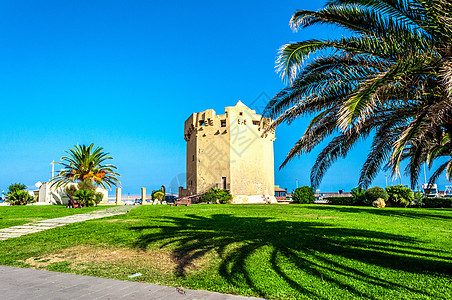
184,101,276,203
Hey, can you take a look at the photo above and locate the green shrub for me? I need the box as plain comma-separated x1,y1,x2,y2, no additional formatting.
413,191,424,206
216,189,232,204
95,192,104,204
4,183,35,205
6,183,27,194
385,185,414,207
74,189,95,207
365,187,388,206
327,197,354,205
8,190,35,206
66,182,103,205
423,197,452,208
351,187,366,205
199,188,233,204
199,190,217,203
293,186,315,204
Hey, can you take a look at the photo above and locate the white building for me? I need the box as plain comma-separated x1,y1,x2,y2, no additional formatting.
36,182,108,205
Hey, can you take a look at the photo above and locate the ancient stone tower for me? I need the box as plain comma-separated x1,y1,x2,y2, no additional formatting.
182,101,277,204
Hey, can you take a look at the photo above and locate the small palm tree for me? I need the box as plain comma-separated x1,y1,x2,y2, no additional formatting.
51,144,120,189
264,0,452,188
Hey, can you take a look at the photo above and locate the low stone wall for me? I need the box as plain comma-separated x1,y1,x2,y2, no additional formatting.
232,195,277,204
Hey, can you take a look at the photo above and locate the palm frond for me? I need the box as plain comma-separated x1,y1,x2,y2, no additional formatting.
267,0,452,189
51,143,121,189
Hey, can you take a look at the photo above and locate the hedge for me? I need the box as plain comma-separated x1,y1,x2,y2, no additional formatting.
423,197,452,208
327,197,354,205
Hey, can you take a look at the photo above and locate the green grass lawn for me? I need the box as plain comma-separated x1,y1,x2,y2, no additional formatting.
0,204,451,299
0,205,107,229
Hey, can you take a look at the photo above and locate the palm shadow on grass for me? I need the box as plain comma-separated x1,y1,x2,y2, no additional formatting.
308,205,452,220
130,213,451,299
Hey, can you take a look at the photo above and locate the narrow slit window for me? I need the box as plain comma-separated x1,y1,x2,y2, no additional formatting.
221,120,226,127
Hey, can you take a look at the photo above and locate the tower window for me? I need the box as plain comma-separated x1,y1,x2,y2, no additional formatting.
222,177,227,189
221,120,226,127
239,112,243,116
199,120,205,126
192,155,194,161
252,120,259,125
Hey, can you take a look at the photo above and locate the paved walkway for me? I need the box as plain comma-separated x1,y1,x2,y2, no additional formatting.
0,206,135,241
0,266,263,299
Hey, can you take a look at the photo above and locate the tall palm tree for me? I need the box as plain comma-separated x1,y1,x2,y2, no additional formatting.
264,0,452,188
51,144,120,189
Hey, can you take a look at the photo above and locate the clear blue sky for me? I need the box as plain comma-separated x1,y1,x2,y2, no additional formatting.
0,0,448,195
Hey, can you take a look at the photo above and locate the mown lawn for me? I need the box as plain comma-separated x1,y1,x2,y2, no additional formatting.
0,204,451,299
0,205,107,229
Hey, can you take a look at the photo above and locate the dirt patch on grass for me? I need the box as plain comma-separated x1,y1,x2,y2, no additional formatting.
21,256,68,268
20,245,212,274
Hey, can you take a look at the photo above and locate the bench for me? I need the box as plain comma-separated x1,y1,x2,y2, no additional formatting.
175,198,191,206
67,194,82,208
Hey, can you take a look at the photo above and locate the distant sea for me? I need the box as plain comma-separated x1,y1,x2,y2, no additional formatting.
107,193,177,200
